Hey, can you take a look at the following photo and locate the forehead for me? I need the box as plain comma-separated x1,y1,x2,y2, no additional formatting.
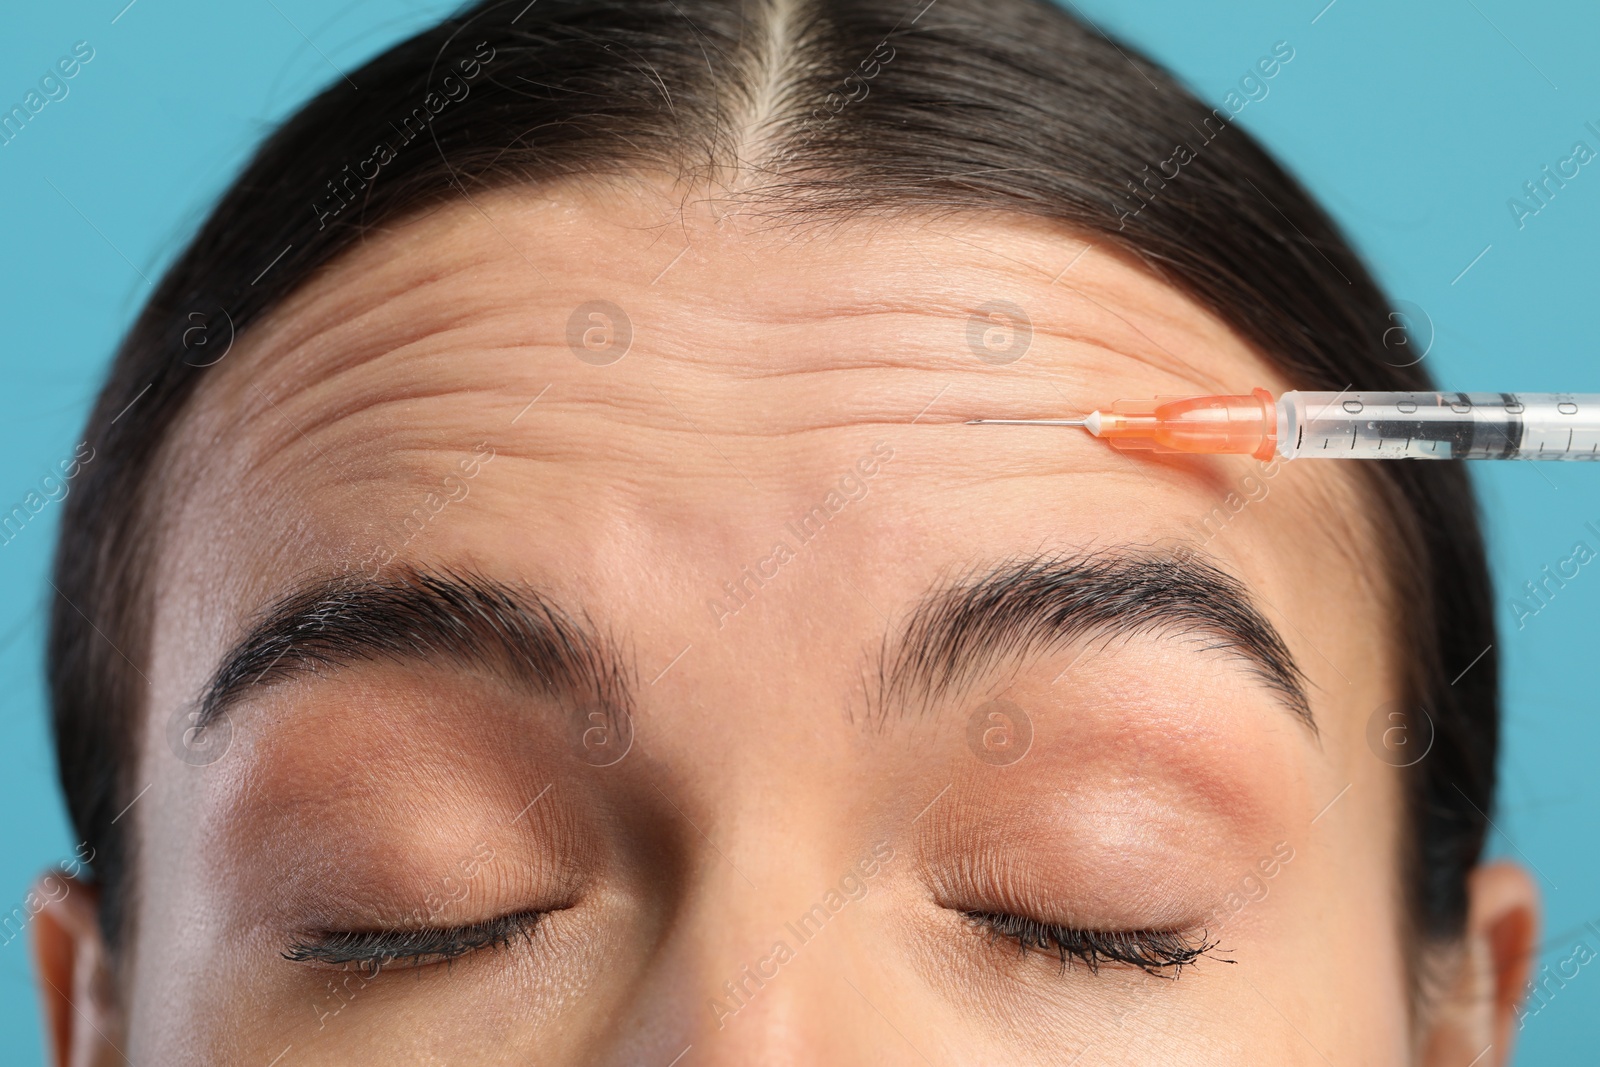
148,180,1388,726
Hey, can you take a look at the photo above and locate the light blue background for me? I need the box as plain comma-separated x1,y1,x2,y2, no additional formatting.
0,0,1595,1061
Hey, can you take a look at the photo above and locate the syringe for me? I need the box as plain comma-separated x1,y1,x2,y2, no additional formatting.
969,389,1600,461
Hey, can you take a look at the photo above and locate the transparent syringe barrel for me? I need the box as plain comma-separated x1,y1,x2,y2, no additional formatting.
1280,392,1600,460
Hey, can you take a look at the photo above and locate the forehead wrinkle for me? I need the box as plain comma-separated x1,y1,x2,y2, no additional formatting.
173,195,1295,485
1048,279,1237,393
913,218,1265,377
201,334,1165,482
166,307,1357,554
160,184,1369,541
208,190,1264,379
226,240,513,399
216,322,1250,469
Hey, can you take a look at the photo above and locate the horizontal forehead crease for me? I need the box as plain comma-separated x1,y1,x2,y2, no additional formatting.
201,194,1250,417
205,321,1226,491
238,287,1167,389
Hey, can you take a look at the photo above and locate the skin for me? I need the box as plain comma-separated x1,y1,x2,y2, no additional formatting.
33,180,1537,1065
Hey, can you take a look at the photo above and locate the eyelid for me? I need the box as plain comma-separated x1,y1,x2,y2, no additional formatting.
282,909,544,973
961,909,1229,977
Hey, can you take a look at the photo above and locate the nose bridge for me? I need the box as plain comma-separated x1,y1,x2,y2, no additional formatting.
649,884,892,1065
578,627,921,1064
592,809,917,1066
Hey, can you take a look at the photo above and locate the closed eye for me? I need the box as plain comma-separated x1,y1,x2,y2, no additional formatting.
961,910,1230,977
282,910,544,974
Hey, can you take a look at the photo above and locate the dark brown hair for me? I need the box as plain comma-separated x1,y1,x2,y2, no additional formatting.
49,0,1496,982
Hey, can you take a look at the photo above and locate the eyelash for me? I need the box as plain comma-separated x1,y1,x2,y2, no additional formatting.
282,908,1221,980
282,910,543,975
961,910,1227,977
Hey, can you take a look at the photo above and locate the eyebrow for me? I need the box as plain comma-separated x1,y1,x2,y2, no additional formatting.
194,567,632,730
871,549,1315,735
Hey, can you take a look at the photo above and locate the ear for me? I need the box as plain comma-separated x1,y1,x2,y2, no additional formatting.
30,872,124,1067
1419,860,1540,1067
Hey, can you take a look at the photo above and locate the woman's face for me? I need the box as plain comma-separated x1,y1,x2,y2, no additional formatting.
125,181,1416,1063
